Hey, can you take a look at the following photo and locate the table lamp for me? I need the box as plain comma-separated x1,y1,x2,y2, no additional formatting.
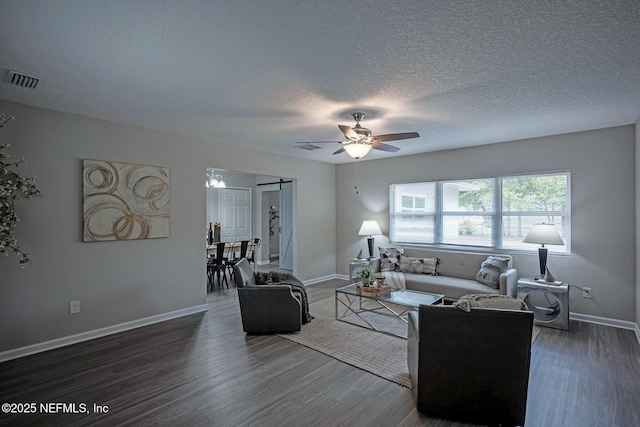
358,220,382,259
523,223,564,279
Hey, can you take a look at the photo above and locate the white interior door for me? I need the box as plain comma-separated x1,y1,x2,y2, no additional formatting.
279,182,293,270
219,188,251,242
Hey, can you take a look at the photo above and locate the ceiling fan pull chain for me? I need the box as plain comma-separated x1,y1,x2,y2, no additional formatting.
354,160,359,195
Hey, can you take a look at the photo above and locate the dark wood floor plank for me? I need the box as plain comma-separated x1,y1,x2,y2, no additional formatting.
1,277,639,426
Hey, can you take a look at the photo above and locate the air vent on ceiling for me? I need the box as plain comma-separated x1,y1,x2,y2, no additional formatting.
295,143,321,151
7,70,42,89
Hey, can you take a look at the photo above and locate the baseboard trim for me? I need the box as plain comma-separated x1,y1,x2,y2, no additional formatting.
304,274,342,286
570,312,640,344
2,301,638,362
0,304,209,363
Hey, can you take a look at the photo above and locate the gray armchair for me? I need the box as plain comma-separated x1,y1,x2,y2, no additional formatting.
408,304,534,426
233,258,302,333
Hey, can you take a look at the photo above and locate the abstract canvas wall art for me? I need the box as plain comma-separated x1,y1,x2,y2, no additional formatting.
83,160,170,241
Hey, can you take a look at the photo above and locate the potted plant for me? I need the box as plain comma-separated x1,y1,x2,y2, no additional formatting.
357,265,375,286
1,114,42,266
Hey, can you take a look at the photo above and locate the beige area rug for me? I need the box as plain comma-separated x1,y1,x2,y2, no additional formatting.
280,296,413,387
279,297,543,389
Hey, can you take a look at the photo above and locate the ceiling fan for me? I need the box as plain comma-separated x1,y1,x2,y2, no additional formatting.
296,112,420,159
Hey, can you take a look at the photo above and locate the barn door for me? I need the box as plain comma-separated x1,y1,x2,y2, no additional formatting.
279,182,293,270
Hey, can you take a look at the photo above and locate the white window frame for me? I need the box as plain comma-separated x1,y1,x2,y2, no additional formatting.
389,172,571,253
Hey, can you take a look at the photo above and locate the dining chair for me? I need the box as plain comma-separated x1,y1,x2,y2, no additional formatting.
226,240,249,284
246,238,261,270
207,242,228,290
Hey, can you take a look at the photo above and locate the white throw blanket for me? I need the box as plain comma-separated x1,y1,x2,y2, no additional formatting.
382,271,406,289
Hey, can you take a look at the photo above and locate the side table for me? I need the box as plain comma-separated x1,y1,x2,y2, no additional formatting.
349,258,371,281
517,277,569,330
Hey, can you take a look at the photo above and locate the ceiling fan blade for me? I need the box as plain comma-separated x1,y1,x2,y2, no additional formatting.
371,141,400,152
338,125,359,140
295,141,343,144
333,147,346,155
371,132,420,142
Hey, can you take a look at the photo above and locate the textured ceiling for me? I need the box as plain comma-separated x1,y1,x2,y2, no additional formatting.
0,0,639,164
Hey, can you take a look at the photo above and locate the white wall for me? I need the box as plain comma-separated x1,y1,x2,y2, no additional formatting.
336,125,636,322
0,101,336,353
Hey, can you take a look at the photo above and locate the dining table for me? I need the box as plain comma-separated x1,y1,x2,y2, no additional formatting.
206,241,259,251
206,241,260,270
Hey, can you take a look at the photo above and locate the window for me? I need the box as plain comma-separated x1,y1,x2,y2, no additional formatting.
501,174,569,253
441,178,494,247
390,182,435,244
390,172,570,253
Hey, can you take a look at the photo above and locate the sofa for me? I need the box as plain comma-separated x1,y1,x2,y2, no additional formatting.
370,247,518,301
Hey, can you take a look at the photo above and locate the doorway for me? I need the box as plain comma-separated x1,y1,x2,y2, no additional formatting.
205,169,294,271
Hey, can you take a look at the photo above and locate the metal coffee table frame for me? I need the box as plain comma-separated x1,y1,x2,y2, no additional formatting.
335,284,444,336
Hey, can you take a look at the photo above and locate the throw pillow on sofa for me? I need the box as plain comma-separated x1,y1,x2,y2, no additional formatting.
422,257,439,275
379,247,404,271
399,255,423,273
454,294,529,313
399,255,440,275
476,256,510,288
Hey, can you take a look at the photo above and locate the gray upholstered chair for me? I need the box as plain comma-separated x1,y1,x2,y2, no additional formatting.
233,258,302,333
408,303,534,426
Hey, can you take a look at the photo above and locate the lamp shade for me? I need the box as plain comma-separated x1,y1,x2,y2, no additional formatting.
358,220,382,236
523,223,564,246
344,142,371,159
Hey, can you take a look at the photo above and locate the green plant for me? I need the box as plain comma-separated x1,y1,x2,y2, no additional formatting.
458,219,476,235
268,206,279,237
1,114,42,265
357,265,374,279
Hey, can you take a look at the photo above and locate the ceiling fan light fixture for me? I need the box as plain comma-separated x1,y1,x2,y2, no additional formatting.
343,142,371,159
295,111,419,158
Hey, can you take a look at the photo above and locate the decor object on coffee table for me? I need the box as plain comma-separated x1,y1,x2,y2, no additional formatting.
356,265,375,285
358,220,382,259
408,303,533,425
523,223,564,279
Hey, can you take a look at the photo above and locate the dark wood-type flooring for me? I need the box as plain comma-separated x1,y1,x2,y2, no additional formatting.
1,278,640,426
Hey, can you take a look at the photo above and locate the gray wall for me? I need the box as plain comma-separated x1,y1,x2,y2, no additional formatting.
336,125,636,322
0,101,336,352
636,116,640,330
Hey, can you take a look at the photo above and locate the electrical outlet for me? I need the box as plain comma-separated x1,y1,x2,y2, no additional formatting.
582,287,592,299
70,300,80,314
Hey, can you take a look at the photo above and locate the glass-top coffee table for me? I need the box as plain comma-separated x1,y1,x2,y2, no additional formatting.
335,283,444,336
